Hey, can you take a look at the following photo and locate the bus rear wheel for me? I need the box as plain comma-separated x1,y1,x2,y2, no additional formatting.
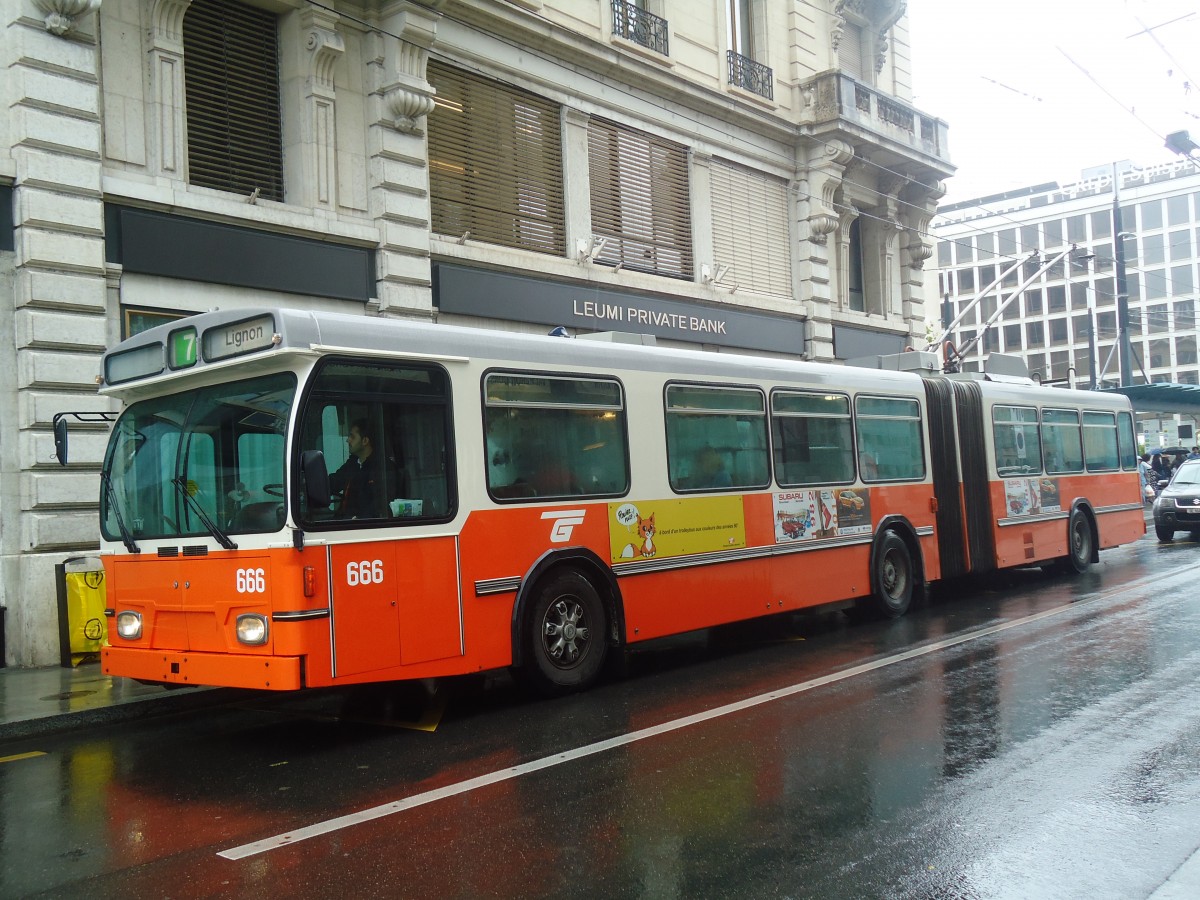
869,532,913,619
522,569,608,697
1059,509,1094,574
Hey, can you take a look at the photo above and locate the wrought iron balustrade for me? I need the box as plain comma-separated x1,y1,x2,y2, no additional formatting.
727,49,773,100
611,0,668,57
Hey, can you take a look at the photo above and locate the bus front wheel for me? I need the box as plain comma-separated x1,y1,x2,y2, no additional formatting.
869,532,913,619
521,569,608,697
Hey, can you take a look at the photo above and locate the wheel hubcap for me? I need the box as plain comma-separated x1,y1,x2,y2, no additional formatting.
883,551,907,597
542,597,590,668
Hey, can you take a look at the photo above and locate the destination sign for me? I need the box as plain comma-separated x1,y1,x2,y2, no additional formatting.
202,314,278,362
105,342,164,385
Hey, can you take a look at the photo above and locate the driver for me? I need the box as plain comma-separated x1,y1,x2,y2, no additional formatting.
329,419,382,519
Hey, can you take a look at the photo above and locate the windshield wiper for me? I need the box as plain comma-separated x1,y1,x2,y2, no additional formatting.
101,471,140,554
172,476,237,550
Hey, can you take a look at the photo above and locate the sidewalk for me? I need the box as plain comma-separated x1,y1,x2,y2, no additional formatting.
0,662,236,742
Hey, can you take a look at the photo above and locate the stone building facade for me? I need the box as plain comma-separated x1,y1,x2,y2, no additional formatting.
0,0,951,665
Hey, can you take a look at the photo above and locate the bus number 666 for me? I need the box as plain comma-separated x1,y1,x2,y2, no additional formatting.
236,568,266,593
346,560,384,586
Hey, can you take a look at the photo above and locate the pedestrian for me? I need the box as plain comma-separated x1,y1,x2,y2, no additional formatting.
1188,446,1200,461
1138,453,1153,503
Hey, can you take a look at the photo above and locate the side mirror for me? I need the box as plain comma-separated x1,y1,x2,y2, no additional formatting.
301,450,330,507
53,414,69,466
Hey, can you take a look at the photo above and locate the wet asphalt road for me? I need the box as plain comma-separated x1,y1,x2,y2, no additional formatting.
3,528,1200,899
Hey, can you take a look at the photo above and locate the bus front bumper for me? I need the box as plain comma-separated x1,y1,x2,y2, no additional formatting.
101,646,303,690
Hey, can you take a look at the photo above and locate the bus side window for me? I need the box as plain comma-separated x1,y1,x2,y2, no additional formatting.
771,391,853,487
665,384,768,492
484,373,629,501
854,396,925,482
1041,408,1083,475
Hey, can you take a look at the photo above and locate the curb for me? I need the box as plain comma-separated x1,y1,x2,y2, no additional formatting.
0,687,245,742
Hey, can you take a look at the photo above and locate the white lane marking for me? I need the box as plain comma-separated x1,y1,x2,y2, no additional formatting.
219,562,1187,861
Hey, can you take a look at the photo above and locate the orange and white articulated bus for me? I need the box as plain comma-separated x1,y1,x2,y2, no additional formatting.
60,308,1145,696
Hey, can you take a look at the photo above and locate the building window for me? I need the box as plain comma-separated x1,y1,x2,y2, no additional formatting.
183,0,283,202
726,0,772,98
427,63,566,256
710,161,792,297
1167,194,1190,226
1140,200,1163,230
611,0,669,56
1003,323,1021,351
848,218,866,312
587,118,692,280
1177,336,1197,365
122,306,188,339
1050,318,1068,345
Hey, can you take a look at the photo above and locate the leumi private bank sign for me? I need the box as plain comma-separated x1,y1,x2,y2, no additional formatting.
433,263,805,354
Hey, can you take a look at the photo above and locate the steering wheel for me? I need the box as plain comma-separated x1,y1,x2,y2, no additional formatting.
262,483,285,497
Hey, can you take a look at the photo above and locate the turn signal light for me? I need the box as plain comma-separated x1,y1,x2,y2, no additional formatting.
303,565,316,598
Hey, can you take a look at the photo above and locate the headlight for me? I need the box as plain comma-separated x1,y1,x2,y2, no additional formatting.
1158,497,1175,508
236,614,268,645
115,611,142,640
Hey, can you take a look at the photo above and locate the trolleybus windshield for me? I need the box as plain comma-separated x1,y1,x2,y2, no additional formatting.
100,373,296,542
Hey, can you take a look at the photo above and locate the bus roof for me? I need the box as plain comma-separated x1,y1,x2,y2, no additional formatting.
99,306,1131,412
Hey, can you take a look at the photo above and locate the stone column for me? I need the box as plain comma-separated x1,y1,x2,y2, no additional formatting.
561,107,592,263
796,139,851,361
283,5,344,210
368,1,438,317
147,0,191,179
4,0,111,665
898,177,945,343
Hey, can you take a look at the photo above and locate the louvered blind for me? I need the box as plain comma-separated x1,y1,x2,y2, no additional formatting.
587,118,693,280
710,161,793,298
183,0,284,201
427,62,566,256
840,23,865,81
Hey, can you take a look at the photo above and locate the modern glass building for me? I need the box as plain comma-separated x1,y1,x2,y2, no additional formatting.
932,160,1200,443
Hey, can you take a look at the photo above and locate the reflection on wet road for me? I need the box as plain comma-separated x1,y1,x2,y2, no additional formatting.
3,533,1200,898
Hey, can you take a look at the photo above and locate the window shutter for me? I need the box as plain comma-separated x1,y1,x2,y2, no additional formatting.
587,118,693,280
427,62,566,256
710,161,792,298
183,0,284,201
840,23,865,80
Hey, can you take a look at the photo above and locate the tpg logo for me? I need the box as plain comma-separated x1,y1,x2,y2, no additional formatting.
541,509,586,543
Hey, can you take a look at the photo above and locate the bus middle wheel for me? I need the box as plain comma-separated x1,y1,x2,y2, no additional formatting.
522,569,608,697
870,531,913,619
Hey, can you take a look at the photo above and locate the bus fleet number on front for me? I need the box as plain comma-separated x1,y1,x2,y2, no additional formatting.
236,568,266,593
346,560,384,586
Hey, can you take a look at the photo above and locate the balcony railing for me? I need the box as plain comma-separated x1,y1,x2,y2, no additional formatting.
611,0,668,57
727,49,773,101
802,72,949,163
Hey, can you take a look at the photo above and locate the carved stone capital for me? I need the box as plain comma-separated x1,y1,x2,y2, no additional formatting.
905,231,934,270
301,7,345,91
384,76,436,134
149,0,190,46
377,2,439,133
807,212,840,245
34,0,101,35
